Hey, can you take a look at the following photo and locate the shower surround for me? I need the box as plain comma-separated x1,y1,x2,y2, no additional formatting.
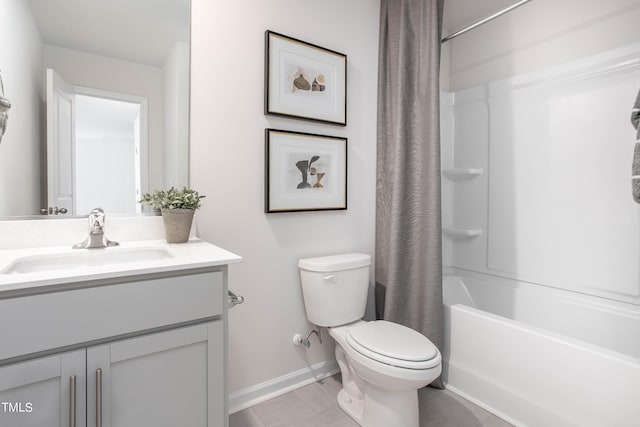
440,43,640,425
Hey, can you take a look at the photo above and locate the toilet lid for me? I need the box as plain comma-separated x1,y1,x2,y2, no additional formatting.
346,321,440,370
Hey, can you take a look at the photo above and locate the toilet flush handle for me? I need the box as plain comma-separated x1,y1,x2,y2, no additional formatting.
323,274,335,282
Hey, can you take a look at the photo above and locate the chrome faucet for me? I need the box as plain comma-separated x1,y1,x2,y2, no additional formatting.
72,207,119,249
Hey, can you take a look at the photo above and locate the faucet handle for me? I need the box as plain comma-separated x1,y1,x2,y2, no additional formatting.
89,207,106,231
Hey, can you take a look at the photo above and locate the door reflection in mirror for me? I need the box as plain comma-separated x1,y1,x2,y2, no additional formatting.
75,95,142,215
46,69,147,216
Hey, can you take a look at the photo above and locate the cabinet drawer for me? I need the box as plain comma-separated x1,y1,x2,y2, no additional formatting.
0,271,223,362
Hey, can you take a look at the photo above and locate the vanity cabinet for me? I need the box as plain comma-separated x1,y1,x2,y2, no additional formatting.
87,321,223,427
0,267,230,427
0,350,86,427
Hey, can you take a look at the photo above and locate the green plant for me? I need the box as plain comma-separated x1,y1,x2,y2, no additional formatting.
140,187,205,210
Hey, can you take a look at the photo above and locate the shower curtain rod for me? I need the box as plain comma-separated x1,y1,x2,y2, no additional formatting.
441,0,533,43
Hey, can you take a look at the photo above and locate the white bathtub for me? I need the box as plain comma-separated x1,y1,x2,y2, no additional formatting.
442,271,640,427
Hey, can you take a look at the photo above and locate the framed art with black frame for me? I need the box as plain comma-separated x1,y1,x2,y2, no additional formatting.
265,129,347,213
265,31,347,126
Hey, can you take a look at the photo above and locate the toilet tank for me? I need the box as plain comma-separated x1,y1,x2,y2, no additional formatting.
298,253,371,327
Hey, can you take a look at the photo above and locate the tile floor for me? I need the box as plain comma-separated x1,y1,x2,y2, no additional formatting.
229,374,514,427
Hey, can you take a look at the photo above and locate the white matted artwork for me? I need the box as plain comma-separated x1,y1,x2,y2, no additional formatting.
265,129,347,212
265,31,347,126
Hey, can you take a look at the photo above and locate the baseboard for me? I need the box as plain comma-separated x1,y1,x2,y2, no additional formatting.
228,360,340,414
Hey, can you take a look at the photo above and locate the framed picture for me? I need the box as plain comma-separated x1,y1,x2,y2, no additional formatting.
265,129,347,213
265,30,347,126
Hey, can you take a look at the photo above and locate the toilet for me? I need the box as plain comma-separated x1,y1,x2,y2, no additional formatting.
298,253,442,427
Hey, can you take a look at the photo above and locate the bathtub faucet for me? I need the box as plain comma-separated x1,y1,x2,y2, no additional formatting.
72,207,120,249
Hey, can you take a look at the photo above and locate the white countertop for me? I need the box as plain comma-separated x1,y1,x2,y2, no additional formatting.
0,239,242,295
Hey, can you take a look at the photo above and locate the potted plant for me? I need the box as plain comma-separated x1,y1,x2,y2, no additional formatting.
140,187,205,243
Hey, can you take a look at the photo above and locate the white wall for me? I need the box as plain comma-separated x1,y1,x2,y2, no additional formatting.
163,42,190,188
43,45,165,192
0,0,43,216
190,0,380,405
448,0,640,91
442,0,640,305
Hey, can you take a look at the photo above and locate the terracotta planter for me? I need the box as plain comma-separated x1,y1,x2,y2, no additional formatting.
160,208,195,243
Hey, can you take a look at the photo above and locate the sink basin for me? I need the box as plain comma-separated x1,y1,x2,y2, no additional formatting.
2,247,174,274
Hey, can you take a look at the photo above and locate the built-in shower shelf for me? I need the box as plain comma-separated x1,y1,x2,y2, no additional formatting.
442,168,484,181
443,226,482,239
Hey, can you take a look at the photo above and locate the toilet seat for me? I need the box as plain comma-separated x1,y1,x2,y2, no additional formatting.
346,321,440,370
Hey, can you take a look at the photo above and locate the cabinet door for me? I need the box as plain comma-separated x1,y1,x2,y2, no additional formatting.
0,350,86,427
87,322,224,427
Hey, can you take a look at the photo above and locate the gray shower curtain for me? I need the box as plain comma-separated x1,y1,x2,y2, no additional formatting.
375,0,444,388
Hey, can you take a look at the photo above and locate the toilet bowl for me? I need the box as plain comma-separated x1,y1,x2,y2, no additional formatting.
330,320,441,426
298,254,442,427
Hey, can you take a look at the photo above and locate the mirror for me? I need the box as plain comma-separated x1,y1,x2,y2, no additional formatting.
0,0,190,218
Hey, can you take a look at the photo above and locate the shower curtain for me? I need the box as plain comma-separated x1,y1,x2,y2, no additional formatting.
375,0,444,387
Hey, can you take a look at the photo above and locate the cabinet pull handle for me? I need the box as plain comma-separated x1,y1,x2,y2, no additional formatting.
69,375,76,427
96,368,102,427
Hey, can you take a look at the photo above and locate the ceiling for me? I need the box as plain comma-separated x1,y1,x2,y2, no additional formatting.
26,0,521,64
27,0,190,67
443,0,522,37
